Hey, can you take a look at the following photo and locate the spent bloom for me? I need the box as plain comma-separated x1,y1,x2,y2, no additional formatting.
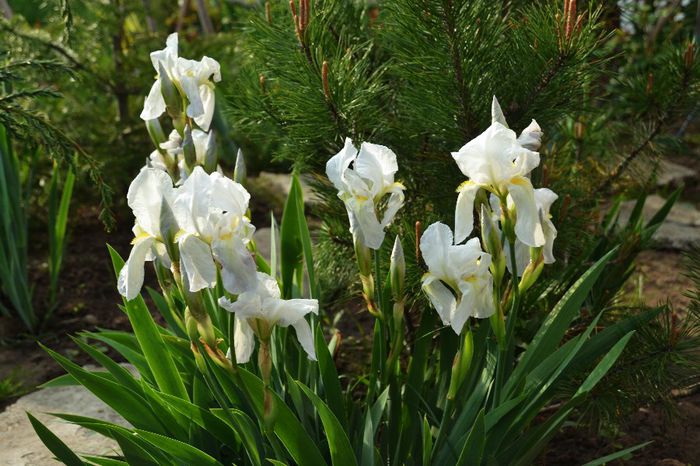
326,138,405,250
452,96,544,246
118,168,177,300
420,222,495,334
140,33,221,131
219,272,318,363
173,167,257,294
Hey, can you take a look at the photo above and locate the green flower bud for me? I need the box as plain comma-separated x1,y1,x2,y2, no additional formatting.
233,148,247,185
447,328,474,400
146,118,167,150
182,124,197,170
158,62,182,118
203,130,217,174
390,236,405,303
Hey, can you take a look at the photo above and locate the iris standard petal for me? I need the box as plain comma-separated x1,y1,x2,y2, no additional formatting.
491,95,508,126
355,142,398,194
517,119,543,152
140,80,166,121
194,84,215,131
127,167,175,237
508,176,545,247
419,222,453,278
212,234,257,295
118,236,155,300
379,184,405,229
349,197,385,250
325,138,357,192
454,181,481,244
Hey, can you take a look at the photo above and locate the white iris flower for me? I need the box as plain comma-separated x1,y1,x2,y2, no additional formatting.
325,138,405,250
140,33,221,131
219,272,318,363
420,222,495,334
452,96,544,246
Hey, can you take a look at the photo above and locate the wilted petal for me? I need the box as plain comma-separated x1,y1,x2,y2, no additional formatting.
508,176,544,247
118,236,155,300
292,318,317,361
179,234,217,292
234,316,256,364
454,181,481,244
421,274,456,328
140,80,166,121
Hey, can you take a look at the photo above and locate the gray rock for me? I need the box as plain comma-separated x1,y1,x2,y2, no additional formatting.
656,159,697,188
618,194,700,250
248,172,319,211
0,366,132,465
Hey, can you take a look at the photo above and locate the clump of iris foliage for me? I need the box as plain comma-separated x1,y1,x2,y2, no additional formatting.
28,24,700,465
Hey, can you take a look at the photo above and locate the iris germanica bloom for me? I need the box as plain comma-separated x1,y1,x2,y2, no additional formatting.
140,33,221,131
325,138,405,250
173,167,257,294
452,96,544,246
118,168,177,300
420,222,495,334
219,272,318,363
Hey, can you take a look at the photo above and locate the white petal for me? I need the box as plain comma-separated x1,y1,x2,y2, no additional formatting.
452,122,518,185
420,222,453,278
458,276,495,321
448,237,486,277
513,146,540,176
234,316,256,364
517,119,543,152
508,176,545,247
219,293,263,321
199,56,221,82
379,184,405,229
181,74,204,119
292,319,316,361
194,85,215,131
140,80,166,121
347,197,384,250
118,236,155,300
150,33,178,72
212,233,257,295
421,274,456,329
326,138,357,192
504,240,531,276
179,234,217,292
210,174,250,216
127,168,175,237
454,182,481,244
270,298,319,327
355,142,398,194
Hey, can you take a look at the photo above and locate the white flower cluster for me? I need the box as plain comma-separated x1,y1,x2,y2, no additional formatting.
326,97,558,335
120,34,318,364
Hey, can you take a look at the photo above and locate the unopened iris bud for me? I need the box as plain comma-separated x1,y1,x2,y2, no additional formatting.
354,235,378,316
490,309,506,349
234,148,247,185
158,62,182,118
519,248,544,292
390,236,405,303
203,130,217,173
146,118,167,150
182,124,197,170
185,307,199,342
447,329,474,400
159,198,179,261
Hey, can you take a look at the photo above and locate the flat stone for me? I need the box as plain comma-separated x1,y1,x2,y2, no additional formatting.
0,365,132,465
247,172,319,211
656,159,697,188
618,194,700,250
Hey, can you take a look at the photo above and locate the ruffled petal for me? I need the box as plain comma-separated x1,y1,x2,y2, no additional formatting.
140,80,166,121
271,298,319,327
517,119,543,152
454,181,481,244
355,142,398,195
508,176,545,247
118,236,155,300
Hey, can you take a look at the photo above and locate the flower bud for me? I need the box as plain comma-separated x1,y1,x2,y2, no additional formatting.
390,236,405,303
203,130,217,173
490,308,506,349
447,329,474,400
159,198,179,261
233,148,247,185
158,62,182,118
146,118,167,150
182,124,197,170
519,248,544,293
